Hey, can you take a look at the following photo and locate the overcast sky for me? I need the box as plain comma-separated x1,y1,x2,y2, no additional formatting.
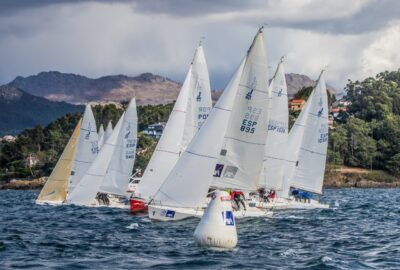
0,0,400,93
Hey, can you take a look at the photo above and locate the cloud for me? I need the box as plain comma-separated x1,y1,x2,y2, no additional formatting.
0,0,399,92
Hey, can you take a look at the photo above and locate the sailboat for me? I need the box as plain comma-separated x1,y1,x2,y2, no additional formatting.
68,104,99,194
35,119,82,205
258,70,330,209
130,44,212,212
148,28,272,221
66,98,137,207
97,124,105,150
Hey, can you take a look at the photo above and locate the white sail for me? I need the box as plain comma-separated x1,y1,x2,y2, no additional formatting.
99,99,138,197
66,112,125,205
182,45,212,147
152,58,245,208
259,59,289,194
152,28,268,208
104,121,113,143
211,29,269,191
287,71,328,194
98,124,105,150
137,45,212,201
68,104,98,193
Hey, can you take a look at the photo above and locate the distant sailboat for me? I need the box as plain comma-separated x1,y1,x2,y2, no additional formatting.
148,28,272,221
68,104,99,194
286,71,329,198
97,124,105,150
131,44,212,211
259,70,330,209
259,58,290,195
36,119,82,205
66,98,137,207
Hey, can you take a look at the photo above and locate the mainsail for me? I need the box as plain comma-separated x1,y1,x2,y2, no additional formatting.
68,104,98,193
36,119,82,204
259,59,290,195
99,99,138,197
211,29,269,191
137,45,212,201
66,112,125,205
98,124,105,150
152,28,268,208
286,71,329,194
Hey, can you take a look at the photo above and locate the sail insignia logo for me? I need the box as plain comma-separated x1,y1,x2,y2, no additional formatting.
318,108,324,117
196,91,202,102
245,89,253,100
213,164,224,177
246,77,257,100
277,89,283,97
85,123,91,140
124,123,131,139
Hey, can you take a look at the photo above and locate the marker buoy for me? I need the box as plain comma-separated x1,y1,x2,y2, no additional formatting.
193,190,237,248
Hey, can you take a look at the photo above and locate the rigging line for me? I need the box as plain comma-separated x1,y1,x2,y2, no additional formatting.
224,136,265,146
300,147,326,156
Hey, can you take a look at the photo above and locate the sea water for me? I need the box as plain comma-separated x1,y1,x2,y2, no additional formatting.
1,189,399,269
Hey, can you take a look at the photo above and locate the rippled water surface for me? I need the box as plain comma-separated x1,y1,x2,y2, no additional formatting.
1,189,400,269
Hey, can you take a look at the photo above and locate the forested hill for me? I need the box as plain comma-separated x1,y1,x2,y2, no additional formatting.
328,69,400,176
0,103,173,181
0,85,83,136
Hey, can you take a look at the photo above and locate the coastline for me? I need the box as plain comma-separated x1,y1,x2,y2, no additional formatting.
1,166,399,190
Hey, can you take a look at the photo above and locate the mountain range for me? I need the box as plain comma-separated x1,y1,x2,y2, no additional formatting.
1,71,336,136
0,85,83,136
8,71,335,104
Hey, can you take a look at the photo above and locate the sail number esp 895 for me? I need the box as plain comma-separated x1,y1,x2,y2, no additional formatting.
240,106,261,134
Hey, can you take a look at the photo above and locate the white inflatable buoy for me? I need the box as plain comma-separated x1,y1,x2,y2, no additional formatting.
193,190,237,249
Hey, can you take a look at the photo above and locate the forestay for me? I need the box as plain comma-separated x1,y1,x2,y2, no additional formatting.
66,112,124,205
99,99,138,197
287,71,328,194
137,45,212,201
36,119,82,203
259,60,290,195
68,105,99,194
211,29,269,191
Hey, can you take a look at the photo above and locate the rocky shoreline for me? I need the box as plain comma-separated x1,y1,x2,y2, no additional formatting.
0,177,47,190
324,167,400,188
1,167,399,190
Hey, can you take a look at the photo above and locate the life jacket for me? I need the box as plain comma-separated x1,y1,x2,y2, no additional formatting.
230,191,244,200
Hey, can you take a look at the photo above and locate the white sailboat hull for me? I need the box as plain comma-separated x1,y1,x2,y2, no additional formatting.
253,197,329,210
148,203,273,221
35,200,64,206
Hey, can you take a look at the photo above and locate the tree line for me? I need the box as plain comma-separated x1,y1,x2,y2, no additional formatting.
0,103,173,181
1,69,399,181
